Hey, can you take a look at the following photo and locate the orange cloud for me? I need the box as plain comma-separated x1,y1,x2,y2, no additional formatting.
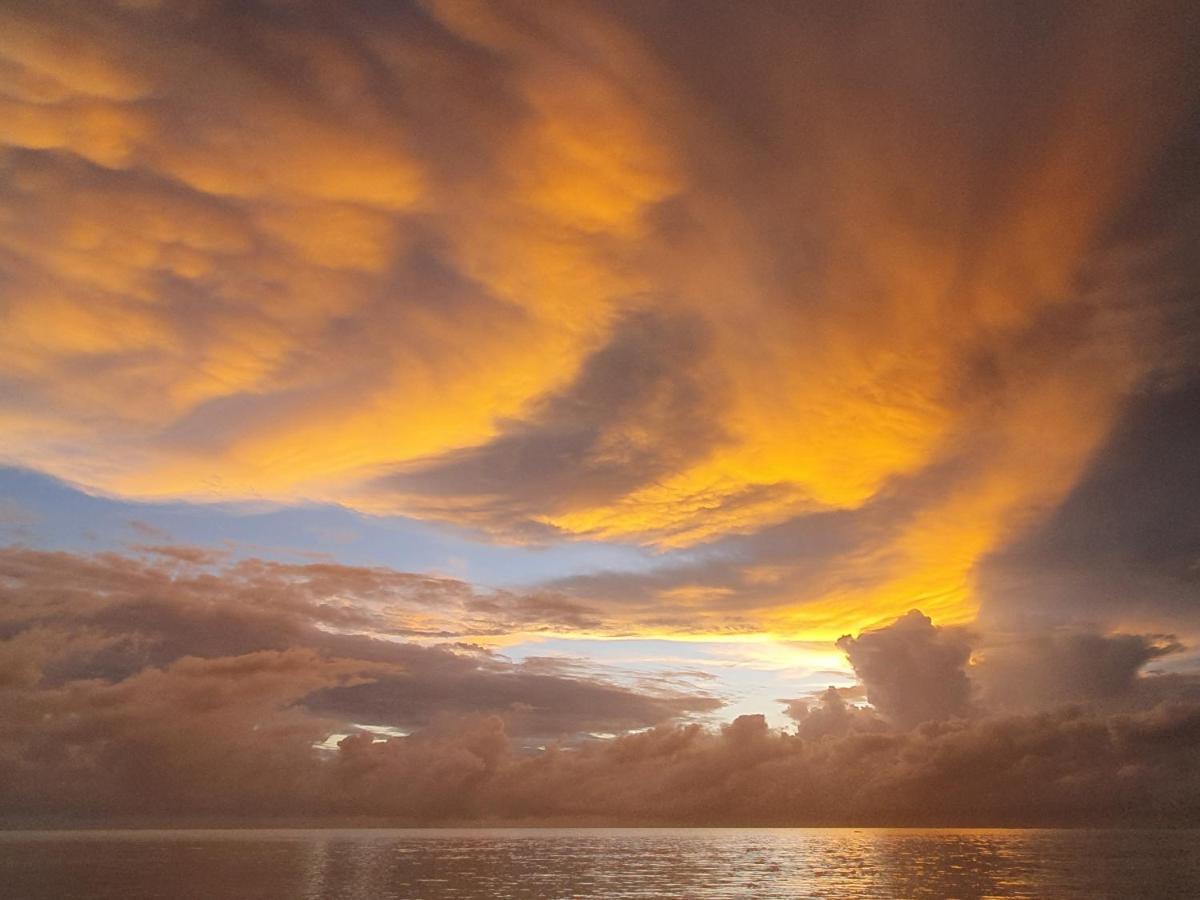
2,0,1198,639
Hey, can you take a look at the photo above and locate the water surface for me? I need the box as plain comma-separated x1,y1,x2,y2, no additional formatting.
1,827,1196,898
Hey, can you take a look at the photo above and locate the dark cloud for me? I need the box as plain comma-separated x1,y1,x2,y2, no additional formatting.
783,687,887,741
308,666,718,746
3,565,1199,825
979,380,1200,635
368,309,725,539
837,610,974,729
0,547,719,744
474,704,1200,826
974,631,1184,711
7,692,1200,826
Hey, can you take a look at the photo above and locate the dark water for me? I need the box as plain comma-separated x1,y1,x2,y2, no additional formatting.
1,828,1197,899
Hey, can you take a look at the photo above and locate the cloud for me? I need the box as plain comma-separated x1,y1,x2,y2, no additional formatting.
2,1,1199,639
0,0,676,507
2,565,1198,825
3,1,1200,829
977,381,1200,637
0,546,720,745
474,704,1200,826
7,687,1200,825
783,686,887,741
836,610,974,728
303,638,721,742
834,610,1190,724
366,309,726,539
973,631,1184,711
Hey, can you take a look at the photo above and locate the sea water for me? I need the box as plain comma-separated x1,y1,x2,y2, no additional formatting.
1,827,1196,898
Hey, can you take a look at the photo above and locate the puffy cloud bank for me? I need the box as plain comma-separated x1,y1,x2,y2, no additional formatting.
2,547,1198,826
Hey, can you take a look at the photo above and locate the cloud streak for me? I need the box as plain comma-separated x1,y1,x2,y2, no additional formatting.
0,547,720,745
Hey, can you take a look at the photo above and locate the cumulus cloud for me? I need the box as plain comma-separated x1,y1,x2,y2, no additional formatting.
835,609,1190,725
836,611,974,728
475,705,1200,826
7,689,1200,825
783,687,886,741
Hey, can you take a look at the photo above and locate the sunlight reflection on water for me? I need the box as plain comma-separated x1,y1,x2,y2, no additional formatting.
1,827,1197,898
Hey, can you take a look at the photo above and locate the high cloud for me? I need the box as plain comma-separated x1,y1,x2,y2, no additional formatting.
3,0,1200,639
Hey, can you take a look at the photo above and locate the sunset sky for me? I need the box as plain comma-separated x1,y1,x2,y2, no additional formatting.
2,0,1200,826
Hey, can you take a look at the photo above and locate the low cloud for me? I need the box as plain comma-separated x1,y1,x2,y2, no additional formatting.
0,547,719,750
475,705,1200,826
7,692,1200,825
783,687,887,741
1,554,1197,825
837,610,974,729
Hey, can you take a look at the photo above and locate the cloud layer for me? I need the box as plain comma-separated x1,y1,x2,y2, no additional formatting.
3,1,1200,638
2,547,1198,825
0,547,720,748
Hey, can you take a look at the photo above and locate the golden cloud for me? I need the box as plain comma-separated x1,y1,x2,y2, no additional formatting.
2,0,1198,635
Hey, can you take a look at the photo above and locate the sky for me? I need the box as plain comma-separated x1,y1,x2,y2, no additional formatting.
1,0,1200,826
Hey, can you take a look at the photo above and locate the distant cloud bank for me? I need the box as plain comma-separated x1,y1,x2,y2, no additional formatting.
2,547,1197,826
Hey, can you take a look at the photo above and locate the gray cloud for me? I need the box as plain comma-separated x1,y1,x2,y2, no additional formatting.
3,561,1199,825
368,309,726,539
783,686,886,741
978,381,1200,636
837,610,974,729
6,692,1200,826
0,547,719,745
974,631,1184,711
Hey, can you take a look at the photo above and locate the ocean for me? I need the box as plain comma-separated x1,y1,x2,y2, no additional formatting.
1,827,1196,898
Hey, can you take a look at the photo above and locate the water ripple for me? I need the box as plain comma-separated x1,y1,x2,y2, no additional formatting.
1,827,1197,898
